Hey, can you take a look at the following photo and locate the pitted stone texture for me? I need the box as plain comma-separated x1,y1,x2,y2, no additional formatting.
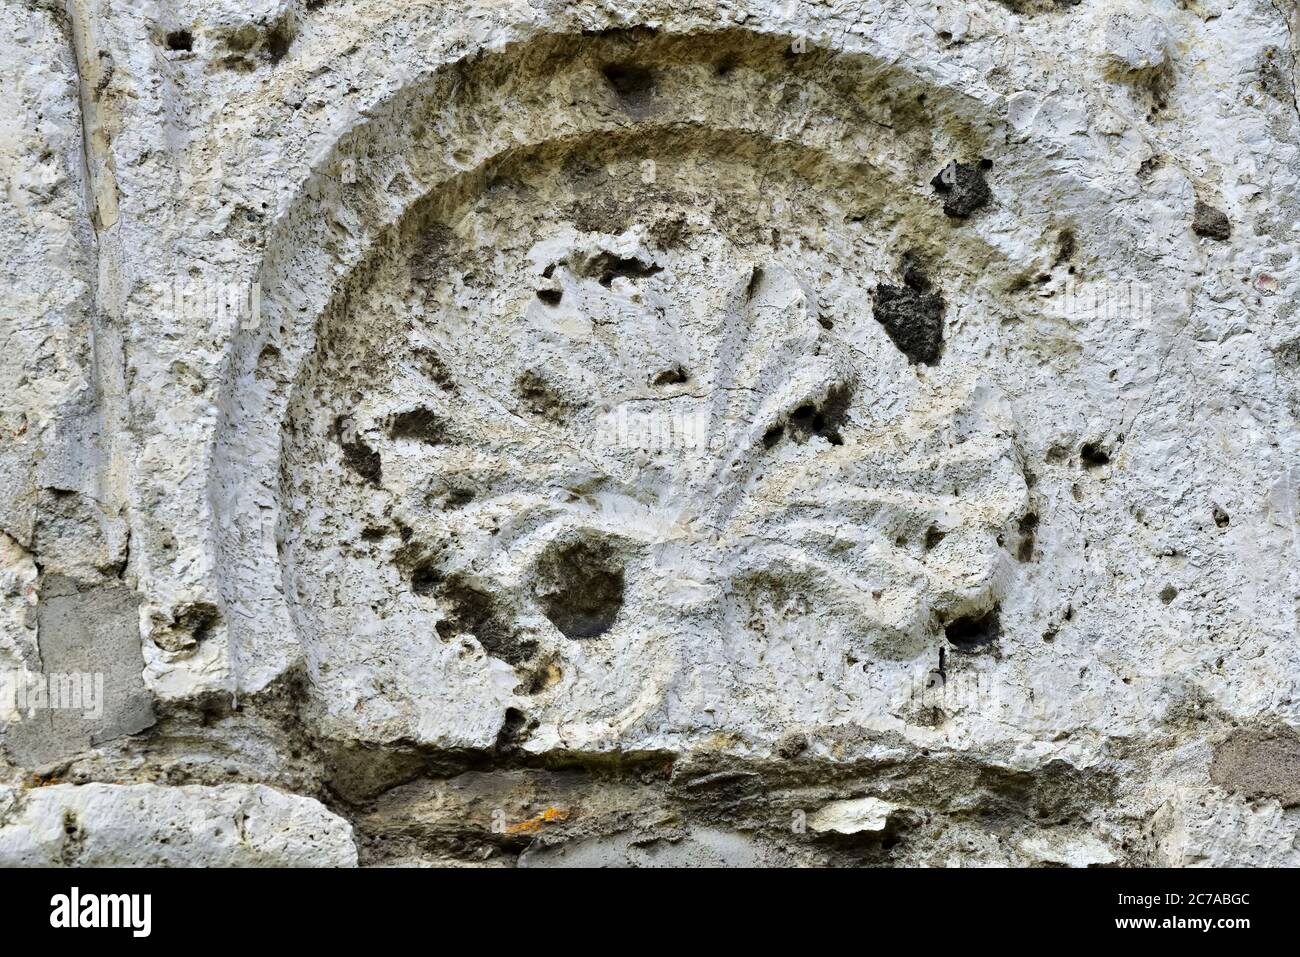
0,783,357,867
1154,787,1300,867
3,0,1300,866
248,27,1042,757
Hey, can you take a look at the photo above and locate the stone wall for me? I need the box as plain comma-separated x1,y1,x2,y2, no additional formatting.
1,0,1298,866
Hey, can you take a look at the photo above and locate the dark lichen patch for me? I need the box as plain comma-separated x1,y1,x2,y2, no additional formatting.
534,539,625,640
945,606,1001,653
907,705,947,728
515,369,582,422
777,732,809,759
1275,337,1300,369
264,20,294,63
1258,46,1295,102
992,0,1081,13
601,62,655,110
1192,201,1231,240
715,53,740,77
929,160,991,219
410,224,455,283
873,271,945,365
414,348,458,393
434,572,537,665
219,14,295,69
563,197,632,235
1210,725,1300,807
1159,584,1178,604
1053,229,1076,266
786,384,852,446
334,415,382,485
649,212,689,248
410,560,443,597
388,407,448,444
1079,441,1110,468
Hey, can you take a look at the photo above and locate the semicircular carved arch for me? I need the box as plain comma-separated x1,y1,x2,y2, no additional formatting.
215,28,1045,752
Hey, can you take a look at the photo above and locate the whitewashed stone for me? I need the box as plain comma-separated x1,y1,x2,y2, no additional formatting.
0,783,357,867
808,797,901,835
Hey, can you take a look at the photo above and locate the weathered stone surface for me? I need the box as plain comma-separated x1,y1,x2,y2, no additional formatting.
0,783,357,867
519,827,797,868
1,574,154,767
808,797,901,835
1210,725,1300,807
1192,200,1233,240
1154,787,1300,867
1,0,1299,866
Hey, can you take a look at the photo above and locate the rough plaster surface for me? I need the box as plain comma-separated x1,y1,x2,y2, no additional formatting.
0,0,1298,866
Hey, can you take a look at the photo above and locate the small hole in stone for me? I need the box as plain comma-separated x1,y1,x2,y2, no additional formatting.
945,606,1001,652
444,488,475,509
165,30,193,51
1016,511,1038,562
411,562,442,597
586,253,661,287
265,23,293,63
601,63,654,103
1080,441,1110,468
786,385,851,446
924,526,946,550
432,573,537,664
652,365,689,386
494,707,529,751
536,288,563,306
535,539,625,640
1213,506,1230,528
388,407,447,444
